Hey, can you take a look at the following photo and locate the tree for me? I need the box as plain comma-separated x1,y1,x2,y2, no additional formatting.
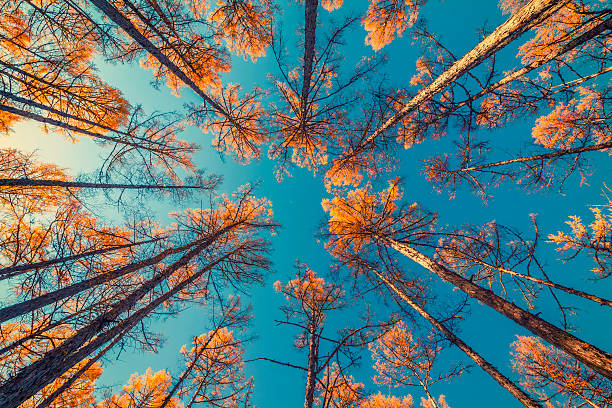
369,320,461,408
96,368,181,408
362,0,424,51
321,180,612,378
0,185,276,408
360,393,414,408
548,190,612,279
511,336,612,408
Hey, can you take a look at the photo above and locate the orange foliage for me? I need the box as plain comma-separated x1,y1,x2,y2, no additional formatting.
96,368,181,408
209,0,274,61
360,393,413,408
321,0,343,12
317,363,364,408
0,323,103,408
532,87,610,149
548,195,612,278
363,0,423,51
511,336,612,407
178,327,252,407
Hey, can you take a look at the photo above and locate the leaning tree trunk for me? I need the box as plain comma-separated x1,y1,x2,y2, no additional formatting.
344,0,566,158
0,236,164,280
468,259,612,307
453,141,612,175
0,246,236,408
88,0,228,116
304,321,319,408
425,14,612,127
383,237,612,379
0,178,208,191
369,267,543,408
0,238,199,324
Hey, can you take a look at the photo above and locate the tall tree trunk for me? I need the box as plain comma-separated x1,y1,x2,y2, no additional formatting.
0,178,207,191
467,259,612,307
383,237,612,378
304,322,318,408
368,266,544,408
34,323,131,408
429,14,612,125
0,103,148,150
0,246,236,408
453,141,612,174
0,236,164,280
343,0,566,159
87,0,228,116
300,0,319,126
0,239,199,324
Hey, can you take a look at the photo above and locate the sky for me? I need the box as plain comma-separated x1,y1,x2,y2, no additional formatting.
1,0,611,407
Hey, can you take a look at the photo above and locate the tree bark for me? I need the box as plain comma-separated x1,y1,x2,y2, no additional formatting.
0,245,235,408
454,141,612,174
384,237,612,378
0,178,207,190
368,266,543,408
88,0,228,116
304,323,318,408
300,0,319,123
0,239,198,324
344,0,566,158
0,236,164,280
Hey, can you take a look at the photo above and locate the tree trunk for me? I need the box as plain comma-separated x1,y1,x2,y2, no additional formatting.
0,239,198,324
0,246,235,408
469,259,612,307
346,0,566,157
87,0,228,116
384,237,612,378
455,141,612,174
0,178,207,191
0,236,164,280
429,14,612,125
300,0,319,123
304,323,318,408
369,267,543,408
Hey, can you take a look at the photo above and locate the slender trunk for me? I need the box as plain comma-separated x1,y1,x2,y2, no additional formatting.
158,325,224,408
0,103,152,151
300,0,319,123
0,246,234,408
421,383,439,408
455,141,612,174
0,239,199,324
369,267,543,408
384,237,612,378
304,322,318,408
0,236,163,280
347,0,566,157
34,323,131,408
87,0,228,116
0,178,205,190
436,14,612,124
470,259,612,307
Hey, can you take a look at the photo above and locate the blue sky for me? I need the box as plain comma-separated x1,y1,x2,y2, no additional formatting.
2,0,611,406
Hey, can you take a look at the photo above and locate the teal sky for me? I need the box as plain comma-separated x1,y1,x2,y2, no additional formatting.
2,0,611,407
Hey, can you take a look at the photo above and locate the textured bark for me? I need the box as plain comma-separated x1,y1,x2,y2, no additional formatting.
300,0,319,123
0,178,206,190
429,14,612,125
471,261,612,307
349,0,566,155
0,239,198,324
304,323,318,408
88,0,228,116
455,141,612,174
369,267,543,408
0,237,163,280
385,237,612,378
0,103,145,149
0,246,233,408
